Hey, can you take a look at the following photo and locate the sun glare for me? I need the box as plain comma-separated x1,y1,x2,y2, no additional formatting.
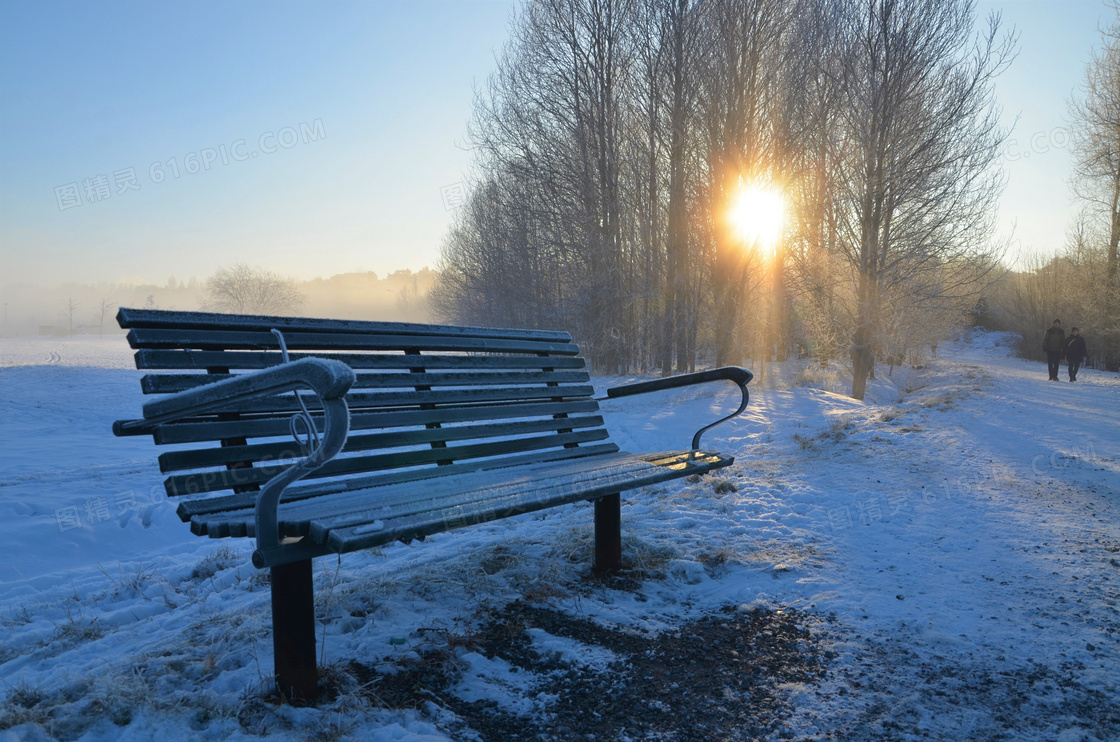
729,186,784,251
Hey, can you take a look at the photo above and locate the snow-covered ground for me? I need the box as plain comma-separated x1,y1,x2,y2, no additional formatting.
0,331,1117,741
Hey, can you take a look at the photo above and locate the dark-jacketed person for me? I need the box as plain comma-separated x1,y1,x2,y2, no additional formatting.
1065,327,1087,382
1042,319,1065,381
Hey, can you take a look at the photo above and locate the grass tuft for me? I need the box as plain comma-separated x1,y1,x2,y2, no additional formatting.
190,546,242,581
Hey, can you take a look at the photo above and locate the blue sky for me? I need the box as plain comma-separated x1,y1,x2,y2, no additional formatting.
977,0,1110,265
0,0,515,286
0,0,1110,287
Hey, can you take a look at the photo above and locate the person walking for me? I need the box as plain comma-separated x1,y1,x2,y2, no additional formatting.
1065,327,1087,382
1042,319,1065,381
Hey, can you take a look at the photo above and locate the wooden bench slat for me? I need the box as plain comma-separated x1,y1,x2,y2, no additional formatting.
127,328,580,356
157,415,606,472
301,454,672,533
140,400,602,444
179,443,621,525
322,452,734,552
132,349,588,371
118,307,573,343
635,451,721,468
141,369,591,394
198,452,646,539
165,429,612,496
242,451,652,531
309,451,728,535
192,451,730,542
175,384,594,416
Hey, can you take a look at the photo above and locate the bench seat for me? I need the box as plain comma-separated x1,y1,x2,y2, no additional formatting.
189,449,730,548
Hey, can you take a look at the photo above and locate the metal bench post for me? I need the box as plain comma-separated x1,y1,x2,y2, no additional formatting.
593,493,621,573
271,559,318,701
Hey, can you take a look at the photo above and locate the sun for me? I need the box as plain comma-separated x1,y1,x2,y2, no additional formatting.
729,186,784,251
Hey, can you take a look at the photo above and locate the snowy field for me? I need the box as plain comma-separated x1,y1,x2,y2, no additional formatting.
0,331,1117,741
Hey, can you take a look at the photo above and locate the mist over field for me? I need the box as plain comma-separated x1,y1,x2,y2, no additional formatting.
0,269,437,337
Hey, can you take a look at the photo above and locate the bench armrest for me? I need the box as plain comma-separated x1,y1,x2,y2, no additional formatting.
112,358,354,436
139,357,354,424
115,358,355,568
605,366,753,450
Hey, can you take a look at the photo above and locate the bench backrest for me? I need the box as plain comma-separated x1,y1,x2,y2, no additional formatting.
114,308,618,502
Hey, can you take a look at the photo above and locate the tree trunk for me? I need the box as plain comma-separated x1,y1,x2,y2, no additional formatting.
663,0,690,376
851,271,875,400
1107,170,1120,371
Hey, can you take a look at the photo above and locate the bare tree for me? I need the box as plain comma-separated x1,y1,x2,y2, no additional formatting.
784,0,848,366
450,0,642,371
61,296,78,336
1069,4,1120,370
202,264,306,316
695,0,790,368
93,299,115,338
634,0,704,374
830,0,1014,399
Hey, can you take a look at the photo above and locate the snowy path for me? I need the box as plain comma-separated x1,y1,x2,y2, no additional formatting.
0,333,1116,741
735,336,1120,739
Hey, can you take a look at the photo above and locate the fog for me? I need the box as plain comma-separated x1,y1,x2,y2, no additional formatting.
0,269,437,337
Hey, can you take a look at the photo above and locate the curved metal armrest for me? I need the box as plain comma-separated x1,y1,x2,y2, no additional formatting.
167,359,356,567
138,357,354,424
604,366,753,450
117,357,355,568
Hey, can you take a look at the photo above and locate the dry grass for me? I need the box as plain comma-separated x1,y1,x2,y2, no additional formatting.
794,416,857,450
98,560,161,598
190,546,242,581
1,605,32,630
698,545,740,577
711,478,739,495
0,680,51,729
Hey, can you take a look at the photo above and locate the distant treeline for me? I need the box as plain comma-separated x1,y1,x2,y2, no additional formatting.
981,239,1120,371
0,269,437,337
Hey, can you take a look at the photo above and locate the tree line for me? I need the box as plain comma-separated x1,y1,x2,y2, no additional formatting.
432,0,1015,399
984,4,1120,372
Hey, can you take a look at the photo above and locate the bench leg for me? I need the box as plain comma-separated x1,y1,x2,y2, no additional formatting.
593,493,622,573
271,559,319,702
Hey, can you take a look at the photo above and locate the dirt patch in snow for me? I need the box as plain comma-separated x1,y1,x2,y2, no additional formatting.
792,634,1120,741
345,601,827,741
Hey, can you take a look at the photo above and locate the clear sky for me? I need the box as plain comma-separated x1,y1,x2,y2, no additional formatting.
977,0,1111,266
0,0,516,286
0,0,1111,288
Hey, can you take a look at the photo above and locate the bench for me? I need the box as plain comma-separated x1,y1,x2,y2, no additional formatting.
112,308,752,700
